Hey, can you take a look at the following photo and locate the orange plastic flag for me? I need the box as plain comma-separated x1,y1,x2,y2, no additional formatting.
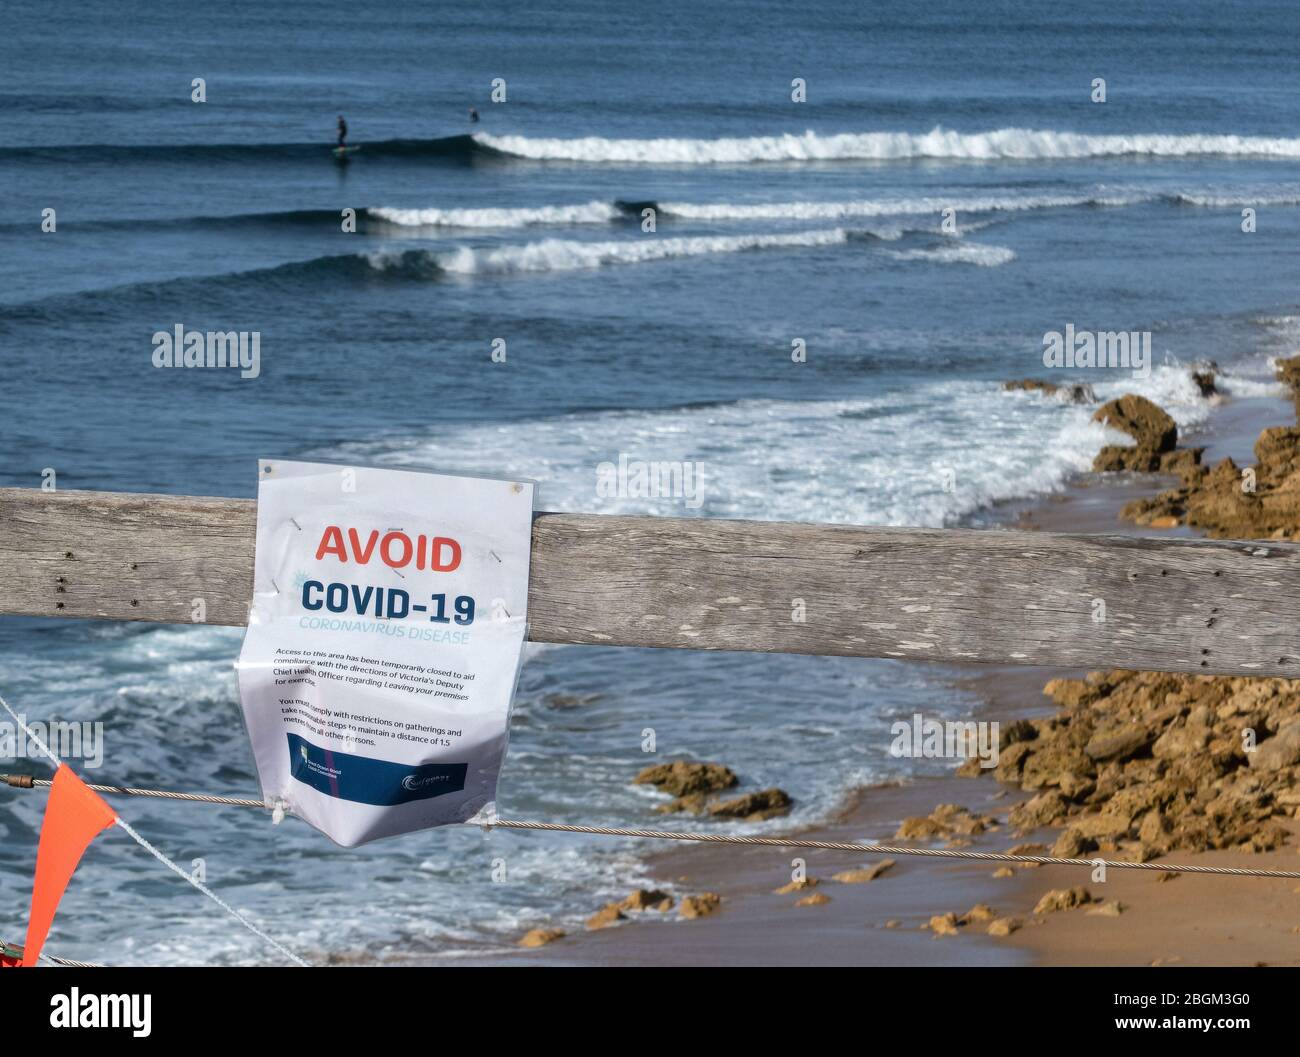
20,764,117,966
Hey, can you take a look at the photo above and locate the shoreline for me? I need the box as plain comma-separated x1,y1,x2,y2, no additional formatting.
438,381,1298,967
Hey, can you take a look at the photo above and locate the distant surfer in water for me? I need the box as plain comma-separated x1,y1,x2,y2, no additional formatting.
468,107,479,124
337,115,348,147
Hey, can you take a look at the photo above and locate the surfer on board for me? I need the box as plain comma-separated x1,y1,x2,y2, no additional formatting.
337,115,348,147
468,107,479,124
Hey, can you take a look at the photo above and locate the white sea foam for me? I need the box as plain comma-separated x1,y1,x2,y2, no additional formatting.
327,366,1209,529
659,191,1147,220
367,194,1076,229
1171,190,1300,208
361,229,1023,276
434,228,848,273
477,127,1300,164
370,201,620,228
885,242,1016,266
364,186,1300,233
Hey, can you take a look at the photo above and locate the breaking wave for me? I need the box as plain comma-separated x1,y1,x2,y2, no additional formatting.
476,127,1300,164
374,228,851,276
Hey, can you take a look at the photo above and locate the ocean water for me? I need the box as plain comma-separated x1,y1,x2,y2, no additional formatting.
2,0,1299,964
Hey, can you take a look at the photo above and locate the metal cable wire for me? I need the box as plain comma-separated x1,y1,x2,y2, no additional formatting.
1,935,104,968
3,775,264,808
7,773,1300,879
483,818,1300,878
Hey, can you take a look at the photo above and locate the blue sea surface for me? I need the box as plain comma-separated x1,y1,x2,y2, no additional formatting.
1,0,1298,963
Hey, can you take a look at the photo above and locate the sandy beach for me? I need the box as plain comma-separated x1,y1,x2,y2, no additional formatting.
444,379,1300,968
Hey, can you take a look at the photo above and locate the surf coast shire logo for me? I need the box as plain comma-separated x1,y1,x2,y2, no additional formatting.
402,772,454,792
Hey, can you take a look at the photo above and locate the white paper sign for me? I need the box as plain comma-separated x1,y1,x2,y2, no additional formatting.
235,460,534,847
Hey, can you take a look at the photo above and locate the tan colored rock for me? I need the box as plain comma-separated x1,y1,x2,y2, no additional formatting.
709,787,792,820
679,892,722,919
994,741,1035,782
1051,828,1095,858
896,815,945,839
1152,722,1210,760
1033,886,1093,914
1009,791,1068,829
1160,446,1205,480
795,892,831,907
585,903,626,930
620,888,674,912
653,792,711,815
987,917,1022,937
1058,770,1096,800
634,760,737,797
1138,809,1170,847
1248,721,1300,771
1093,394,1178,453
1067,813,1134,841
928,913,960,936
518,927,565,948
1094,444,1164,473
960,904,997,924
1020,747,1093,792
992,866,1015,878
1086,900,1126,917
896,804,989,840
773,878,819,895
1085,723,1154,762
832,859,895,884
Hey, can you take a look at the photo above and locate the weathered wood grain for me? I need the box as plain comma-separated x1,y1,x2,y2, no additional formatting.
2,487,1298,677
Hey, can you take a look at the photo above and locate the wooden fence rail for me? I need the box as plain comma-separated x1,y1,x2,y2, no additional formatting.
1,487,1297,677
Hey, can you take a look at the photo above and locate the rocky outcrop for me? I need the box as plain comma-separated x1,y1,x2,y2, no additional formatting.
585,903,626,930
654,785,793,820
927,913,961,936
634,760,736,797
831,859,895,883
620,888,674,912
636,760,791,821
982,669,1300,857
1118,357,1300,538
679,893,722,919
707,787,792,821
1092,394,1179,472
1192,370,1218,398
518,927,565,948
1033,886,1093,914
896,803,992,840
